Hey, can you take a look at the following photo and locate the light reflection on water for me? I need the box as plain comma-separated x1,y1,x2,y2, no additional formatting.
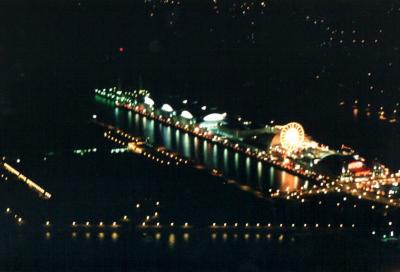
280,171,299,192
194,137,200,160
245,157,251,182
111,232,119,242
162,125,172,150
183,232,190,242
257,161,263,189
168,233,176,249
127,111,133,130
234,153,239,176
223,149,229,172
108,110,304,192
222,233,228,242
212,145,218,166
183,133,191,158
203,141,209,165
51,230,298,245
114,108,121,127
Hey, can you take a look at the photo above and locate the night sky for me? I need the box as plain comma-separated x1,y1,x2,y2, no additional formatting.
1,0,400,161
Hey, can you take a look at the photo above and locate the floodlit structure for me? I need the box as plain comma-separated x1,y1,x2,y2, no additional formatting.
144,97,155,107
279,122,305,151
200,113,226,128
161,104,174,112
203,113,225,122
181,110,194,119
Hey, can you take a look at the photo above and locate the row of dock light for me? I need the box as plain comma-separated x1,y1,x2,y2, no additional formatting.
103,131,128,146
104,127,190,167
4,207,24,225
73,148,97,156
71,221,121,228
210,222,356,229
53,221,363,231
143,149,189,166
4,205,394,241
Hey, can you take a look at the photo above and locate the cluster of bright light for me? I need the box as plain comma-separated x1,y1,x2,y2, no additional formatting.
280,122,305,151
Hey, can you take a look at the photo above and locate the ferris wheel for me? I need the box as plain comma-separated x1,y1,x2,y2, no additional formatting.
280,122,305,151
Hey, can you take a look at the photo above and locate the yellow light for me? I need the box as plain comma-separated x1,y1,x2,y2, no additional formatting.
280,122,305,151
111,232,119,241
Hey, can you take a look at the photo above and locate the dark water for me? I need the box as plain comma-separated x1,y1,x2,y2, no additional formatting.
1,97,400,271
98,102,303,193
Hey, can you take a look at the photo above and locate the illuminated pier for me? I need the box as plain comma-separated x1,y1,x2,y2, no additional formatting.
94,87,400,207
1,161,52,200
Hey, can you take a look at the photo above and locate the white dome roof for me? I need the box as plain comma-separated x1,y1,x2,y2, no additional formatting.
161,104,174,112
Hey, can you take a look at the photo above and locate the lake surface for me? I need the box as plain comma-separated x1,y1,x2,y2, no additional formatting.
1,96,400,271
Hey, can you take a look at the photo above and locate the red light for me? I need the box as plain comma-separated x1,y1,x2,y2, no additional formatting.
119,47,124,53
